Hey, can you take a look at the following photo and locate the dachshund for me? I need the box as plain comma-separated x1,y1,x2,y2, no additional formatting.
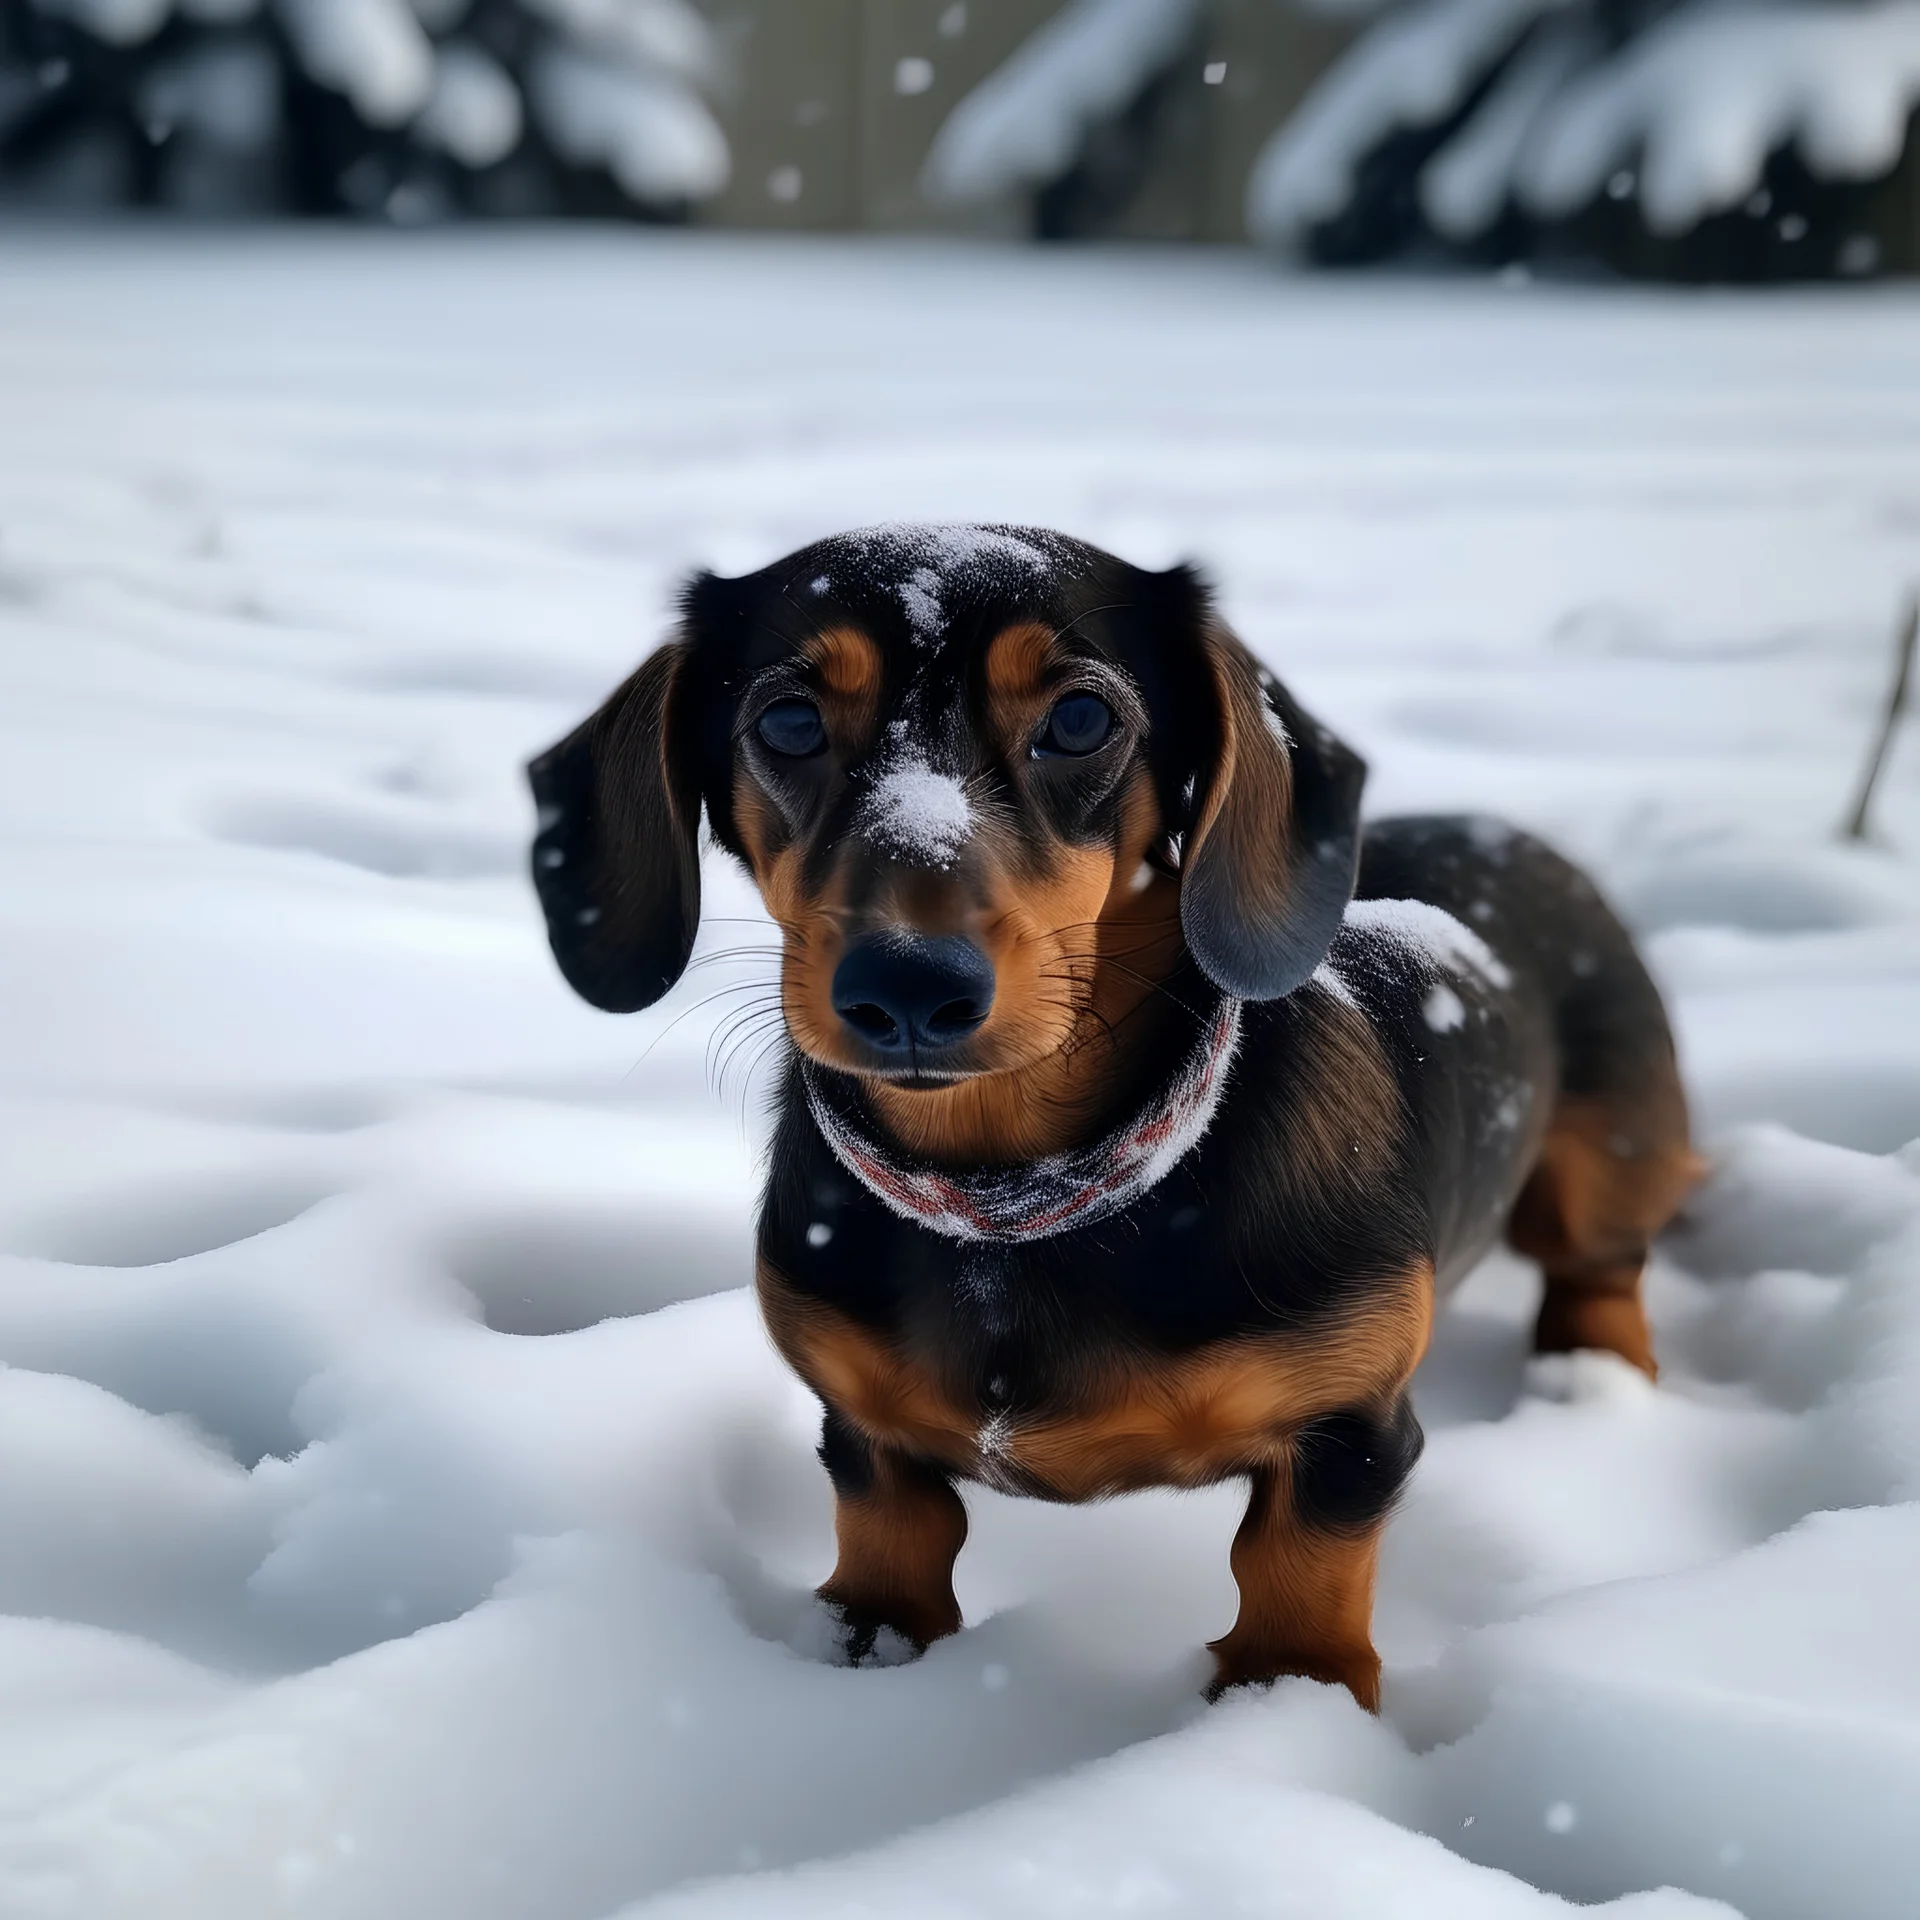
527,525,1699,1709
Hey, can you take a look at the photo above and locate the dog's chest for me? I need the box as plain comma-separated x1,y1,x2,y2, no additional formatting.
759,1251,1430,1503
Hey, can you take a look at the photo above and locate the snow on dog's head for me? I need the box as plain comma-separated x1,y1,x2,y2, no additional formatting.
819,523,1068,649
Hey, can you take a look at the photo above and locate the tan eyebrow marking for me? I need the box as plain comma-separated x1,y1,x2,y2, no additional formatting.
801,624,884,704
983,621,1057,705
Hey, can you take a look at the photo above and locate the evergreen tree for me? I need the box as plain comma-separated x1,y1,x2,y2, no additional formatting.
928,0,1920,278
0,0,729,217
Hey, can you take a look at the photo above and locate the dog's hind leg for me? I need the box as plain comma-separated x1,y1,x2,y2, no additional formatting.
814,1408,967,1661
1508,1091,1702,1380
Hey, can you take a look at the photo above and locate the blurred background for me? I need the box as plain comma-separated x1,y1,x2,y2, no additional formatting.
3,0,1917,279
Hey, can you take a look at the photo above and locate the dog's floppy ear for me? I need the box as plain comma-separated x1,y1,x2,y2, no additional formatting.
526,642,701,1013
1178,618,1366,1002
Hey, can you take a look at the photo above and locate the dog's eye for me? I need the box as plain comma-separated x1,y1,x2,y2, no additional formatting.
757,699,827,758
1037,693,1114,758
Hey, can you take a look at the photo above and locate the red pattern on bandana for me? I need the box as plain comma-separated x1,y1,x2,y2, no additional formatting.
803,999,1243,1243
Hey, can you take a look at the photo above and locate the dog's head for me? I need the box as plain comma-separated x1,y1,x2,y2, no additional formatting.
528,525,1363,1099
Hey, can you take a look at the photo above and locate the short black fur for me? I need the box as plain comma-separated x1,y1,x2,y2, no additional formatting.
1293,1398,1425,1532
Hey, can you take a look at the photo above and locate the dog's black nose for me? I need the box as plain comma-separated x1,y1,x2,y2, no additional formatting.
831,935,995,1056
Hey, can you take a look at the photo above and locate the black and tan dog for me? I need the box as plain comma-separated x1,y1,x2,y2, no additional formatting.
528,525,1698,1709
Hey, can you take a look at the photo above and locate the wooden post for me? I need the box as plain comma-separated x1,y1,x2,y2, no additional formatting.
1843,591,1919,841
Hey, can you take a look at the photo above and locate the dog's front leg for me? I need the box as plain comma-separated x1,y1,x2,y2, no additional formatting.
814,1408,967,1663
1206,1395,1423,1711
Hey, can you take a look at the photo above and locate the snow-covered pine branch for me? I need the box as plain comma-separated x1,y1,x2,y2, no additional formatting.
1249,0,1920,272
922,0,1203,208
1245,0,1564,245
1517,2,1920,234
0,0,728,215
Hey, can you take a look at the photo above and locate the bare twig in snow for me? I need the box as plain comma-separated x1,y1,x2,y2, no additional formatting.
1842,591,1919,842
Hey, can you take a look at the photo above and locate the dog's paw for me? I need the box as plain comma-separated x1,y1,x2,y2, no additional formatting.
789,1594,924,1670
1202,1668,1276,1706
1204,1636,1382,1712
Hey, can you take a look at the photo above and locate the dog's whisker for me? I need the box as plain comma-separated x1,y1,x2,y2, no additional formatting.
714,1016,792,1108
682,949,784,973
704,1001,786,1072
725,1027,794,1112
1046,950,1206,1022
629,982,786,1072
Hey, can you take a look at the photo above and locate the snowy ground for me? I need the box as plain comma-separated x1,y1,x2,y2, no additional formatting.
1,231,1918,1919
